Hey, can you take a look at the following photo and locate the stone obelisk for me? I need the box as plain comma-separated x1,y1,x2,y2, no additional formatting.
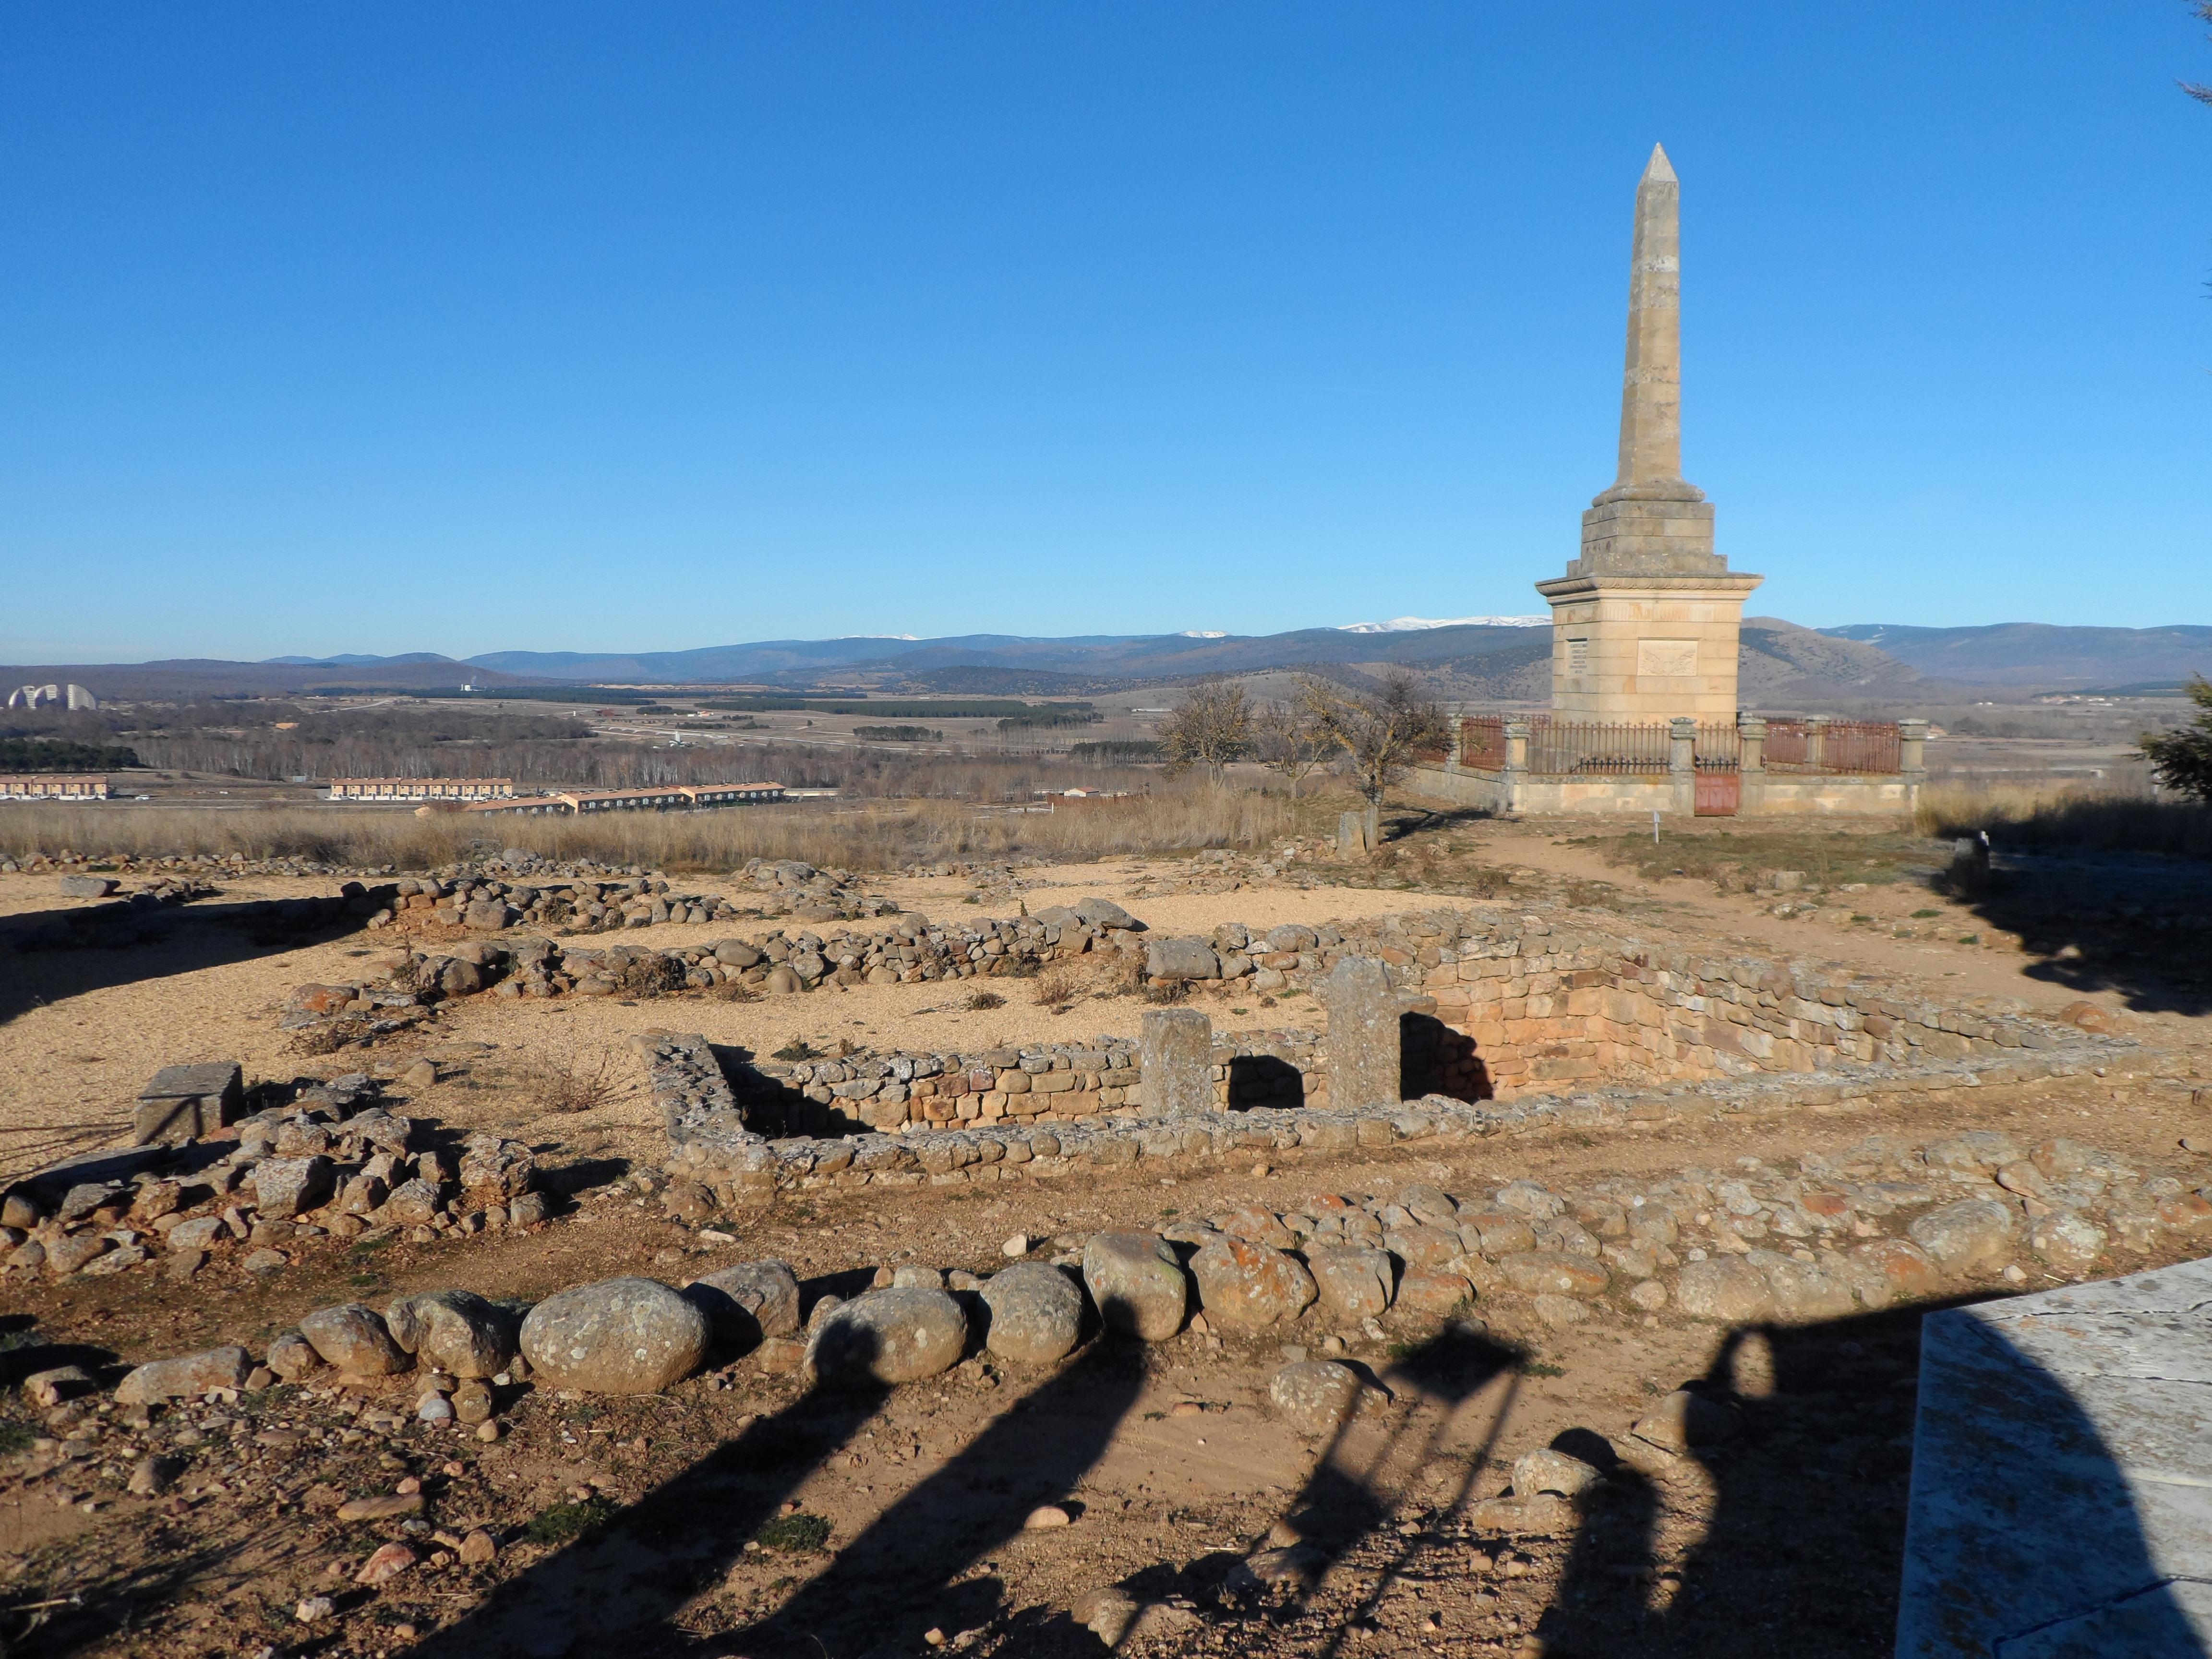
1536,144,1761,721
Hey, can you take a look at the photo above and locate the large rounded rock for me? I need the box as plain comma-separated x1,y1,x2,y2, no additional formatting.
979,1263,1084,1364
384,1290,517,1378
2030,1211,2108,1275
253,1156,334,1220
1269,1360,1361,1436
804,1287,967,1387
1307,1246,1395,1321
115,1346,252,1406
1082,1232,1188,1341
1674,1256,1776,1323
1189,1238,1317,1333
1632,1389,1738,1453
683,1260,803,1351
520,1277,709,1395
1498,1251,1610,1299
1844,1239,1943,1309
300,1303,409,1376
1908,1198,2017,1274
1513,1447,1603,1499
1743,1250,1856,1322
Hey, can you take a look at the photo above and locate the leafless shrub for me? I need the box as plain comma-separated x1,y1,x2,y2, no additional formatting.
289,1018,372,1057
1031,963,1084,1009
965,990,1007,1011
529,1051,619,1116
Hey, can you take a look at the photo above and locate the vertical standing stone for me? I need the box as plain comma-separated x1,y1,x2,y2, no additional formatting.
1140,1009,1215,1117
1325,958,1401,1109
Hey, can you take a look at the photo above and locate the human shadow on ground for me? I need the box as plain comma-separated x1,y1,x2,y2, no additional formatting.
729,1335,1149,1659
1283,1323,1525,1658
1537,1299,2201,1659
1942,848,2212,1019
0,893,369,1027
407,1361,891,1659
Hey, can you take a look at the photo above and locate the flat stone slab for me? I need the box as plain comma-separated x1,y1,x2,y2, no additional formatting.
1898,1256,2212,1658
139,1063,244,1103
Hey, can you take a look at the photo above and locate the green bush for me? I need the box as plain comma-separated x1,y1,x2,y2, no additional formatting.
753,1513,832,1553
525,1495,618,1545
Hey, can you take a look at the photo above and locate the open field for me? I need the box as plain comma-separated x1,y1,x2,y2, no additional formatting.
0,791,1296,876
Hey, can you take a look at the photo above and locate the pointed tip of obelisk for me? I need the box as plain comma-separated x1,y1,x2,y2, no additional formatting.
1642,143,1677,184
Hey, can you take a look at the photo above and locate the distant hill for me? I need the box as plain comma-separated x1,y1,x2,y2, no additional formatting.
16,617,2204,703
463,623,1554,686
1819,623,2212,689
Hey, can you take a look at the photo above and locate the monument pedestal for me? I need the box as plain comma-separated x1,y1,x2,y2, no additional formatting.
1536,568,1764,722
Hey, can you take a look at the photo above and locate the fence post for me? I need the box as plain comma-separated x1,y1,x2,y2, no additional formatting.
1445,710,1463,772
1899,718,1929,810
1669,717,1696,815
1805,715,1828,773
1739,714,1766,813
1501,720,1530,812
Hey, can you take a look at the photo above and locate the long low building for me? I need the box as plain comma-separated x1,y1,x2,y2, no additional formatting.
464,782,787,816
328,778,517,802
0,774,109,801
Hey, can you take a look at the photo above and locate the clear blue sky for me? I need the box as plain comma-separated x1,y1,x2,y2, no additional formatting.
3,2,2208,664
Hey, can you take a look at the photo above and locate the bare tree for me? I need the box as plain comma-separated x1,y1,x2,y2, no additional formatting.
1298,671,1449,840
1249,698,1327,797
1158,679,1253,786
2187,1,2212,106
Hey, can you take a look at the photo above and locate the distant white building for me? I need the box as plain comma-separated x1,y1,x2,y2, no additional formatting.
6,683,96,711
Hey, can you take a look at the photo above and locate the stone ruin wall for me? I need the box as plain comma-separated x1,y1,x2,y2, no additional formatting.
289,899,2074,1126
615,907,2074,1143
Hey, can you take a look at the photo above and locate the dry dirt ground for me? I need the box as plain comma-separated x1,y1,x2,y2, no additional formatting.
0,810,2205,1659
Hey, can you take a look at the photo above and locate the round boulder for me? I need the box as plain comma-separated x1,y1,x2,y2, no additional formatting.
519,1277,709,1395
682,1259,803,1351
804,1287,968,1387
1674,1256,1776,1322
1189,1238,1317,1333
299,1302,409,1376
1512,1447,1602,1498
384,1290,517,1378
1082,1232,1188,1341
980,1263,1085,1364
1269,1359,1361,1436
1307,1247,1395,1322
265,1331,323,1381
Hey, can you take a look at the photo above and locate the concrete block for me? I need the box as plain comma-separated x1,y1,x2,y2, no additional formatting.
134,1063,244,1145
1898,1257,2212,1657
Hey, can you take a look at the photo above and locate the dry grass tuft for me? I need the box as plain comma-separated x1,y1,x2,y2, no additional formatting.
0,788,1290,874
1030,963,1086,1010
964,989,1007,1012
528,1051,620,1116
1915,783,2212,860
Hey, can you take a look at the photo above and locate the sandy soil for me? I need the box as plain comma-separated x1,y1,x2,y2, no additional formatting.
0,862,1479,1178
